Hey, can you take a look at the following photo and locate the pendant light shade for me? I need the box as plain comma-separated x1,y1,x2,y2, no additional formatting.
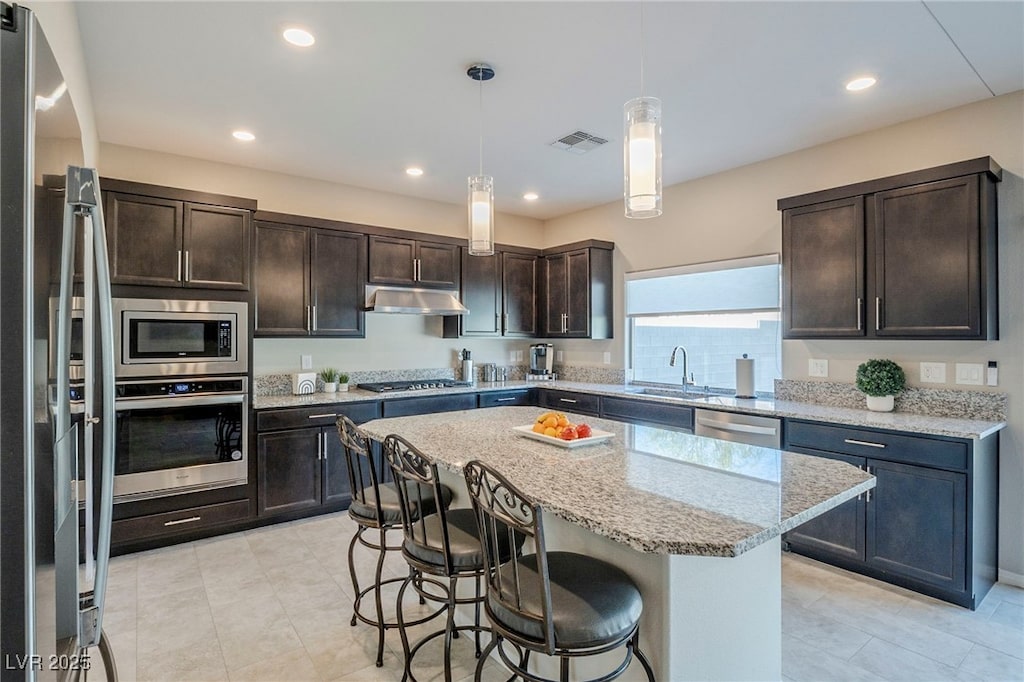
468,175,494,256
467,63,495,256
624,95,662,219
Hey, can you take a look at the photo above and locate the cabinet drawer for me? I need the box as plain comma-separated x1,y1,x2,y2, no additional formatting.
112,499,250,542
538,389,601,416
601,396,694,431
256,401,381,431
479,390,533,408
382,393,477,418
786,421,967,471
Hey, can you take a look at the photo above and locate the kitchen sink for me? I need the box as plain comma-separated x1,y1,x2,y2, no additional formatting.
625,386,698,398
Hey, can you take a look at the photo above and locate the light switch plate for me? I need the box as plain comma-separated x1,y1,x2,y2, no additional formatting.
555,350,564,362
955,363,984,386
920,362,946,383
509,351,517,363
300,355,313,370
808,359,828,378
603,351,611,365
515,350,523,362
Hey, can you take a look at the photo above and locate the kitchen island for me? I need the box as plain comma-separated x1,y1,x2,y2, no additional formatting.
361,406,875,681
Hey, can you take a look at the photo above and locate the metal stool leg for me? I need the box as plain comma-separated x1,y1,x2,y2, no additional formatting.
372,527,388,667
347,528,362,627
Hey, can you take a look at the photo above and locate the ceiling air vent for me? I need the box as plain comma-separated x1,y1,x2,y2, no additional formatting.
549,130,609,155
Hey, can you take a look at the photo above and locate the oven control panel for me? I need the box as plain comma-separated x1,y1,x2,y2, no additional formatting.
116,378,245,398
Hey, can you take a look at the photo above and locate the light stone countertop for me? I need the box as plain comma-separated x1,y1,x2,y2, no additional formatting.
253,379,1005,440
360,406,875,558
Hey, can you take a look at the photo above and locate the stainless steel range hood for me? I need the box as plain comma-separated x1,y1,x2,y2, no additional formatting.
365,285,468,315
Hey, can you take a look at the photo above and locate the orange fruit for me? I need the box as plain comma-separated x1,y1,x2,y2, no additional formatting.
557,415,569,427
543,426,557,437
543,416,558,428
532,422,546,434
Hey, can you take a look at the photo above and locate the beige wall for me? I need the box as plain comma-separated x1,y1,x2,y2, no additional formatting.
98,143,547,374
546,91,1024,582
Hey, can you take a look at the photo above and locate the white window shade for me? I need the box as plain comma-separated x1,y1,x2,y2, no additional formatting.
626,255,780,316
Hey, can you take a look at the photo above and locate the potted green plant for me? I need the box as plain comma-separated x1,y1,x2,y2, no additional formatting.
337,372,350,392
855,359,906,412
319,367,341,393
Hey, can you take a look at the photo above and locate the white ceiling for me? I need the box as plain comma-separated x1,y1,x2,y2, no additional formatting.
75,1,1023,221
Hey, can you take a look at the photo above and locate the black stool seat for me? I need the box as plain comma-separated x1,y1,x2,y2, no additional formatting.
403,508,523,571
489,552,643,649
349,481,454,526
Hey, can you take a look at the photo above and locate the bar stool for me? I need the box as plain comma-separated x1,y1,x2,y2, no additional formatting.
463,460,657,682
383,435,525,682
337,416,453,667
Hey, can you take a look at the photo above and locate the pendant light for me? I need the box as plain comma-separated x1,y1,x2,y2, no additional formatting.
624,3,662,219
467,63,495,256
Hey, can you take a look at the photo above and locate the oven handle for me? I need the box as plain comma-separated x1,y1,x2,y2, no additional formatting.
115,393,245,411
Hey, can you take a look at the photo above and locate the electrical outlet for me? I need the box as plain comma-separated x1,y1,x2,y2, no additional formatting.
301,355,312,370
555,350,564,362
808,359,828,378
955,363,984,386
515,350,523,362
509,351,517,363
920,362,946,384
603,351,611,365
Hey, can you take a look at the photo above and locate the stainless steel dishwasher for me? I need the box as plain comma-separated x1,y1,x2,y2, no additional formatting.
693,408,782,449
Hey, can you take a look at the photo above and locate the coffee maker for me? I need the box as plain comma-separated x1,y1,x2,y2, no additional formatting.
528,343,555,379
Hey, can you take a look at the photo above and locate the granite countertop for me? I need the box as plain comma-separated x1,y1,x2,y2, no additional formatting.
253,379,1005,440
360,406,875,558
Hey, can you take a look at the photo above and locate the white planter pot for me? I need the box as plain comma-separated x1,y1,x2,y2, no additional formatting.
323,382,338,393
865,395,894,412
338,383,349,392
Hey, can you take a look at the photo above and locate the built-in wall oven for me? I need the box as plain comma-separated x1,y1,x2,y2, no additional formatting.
113,298,248,378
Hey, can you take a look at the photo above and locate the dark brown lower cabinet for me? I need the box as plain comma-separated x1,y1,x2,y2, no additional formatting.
256,402,381,518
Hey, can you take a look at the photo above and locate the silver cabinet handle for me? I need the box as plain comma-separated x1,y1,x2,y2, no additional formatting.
496,397,517,402
558,398,578,404
562,312,568,333
184,250,191,282
164,516,201,527
312,305,318,332
176,250,183,281
856,297,863,331
306,306,311,332
844,438,886,449
307,413,339,419
503,313,509,333
413,258,421,281
875,297,881,331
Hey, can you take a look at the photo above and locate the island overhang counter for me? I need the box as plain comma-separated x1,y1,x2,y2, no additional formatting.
360,406,875,681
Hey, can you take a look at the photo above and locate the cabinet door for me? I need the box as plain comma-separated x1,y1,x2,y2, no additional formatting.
416,242,460,288
564,249,591,337
784,451,866,562
459,251,501,336
184,204,251,290
257,429,321,516
874,176,982,338
866,459,966,592
543,253,568,336
311,229,366,337
502,253,537,337
106,192,184,286
321,427,352,506
782,197,865,338
368,236,416,285
254,223,310,336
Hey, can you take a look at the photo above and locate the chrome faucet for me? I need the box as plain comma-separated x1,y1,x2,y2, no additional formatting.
669,346,696,393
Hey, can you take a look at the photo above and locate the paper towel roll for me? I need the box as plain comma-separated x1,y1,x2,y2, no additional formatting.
736,356,756,398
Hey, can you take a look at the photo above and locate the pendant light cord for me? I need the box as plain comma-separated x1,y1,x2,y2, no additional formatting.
640,1,646,97
478,73,484,176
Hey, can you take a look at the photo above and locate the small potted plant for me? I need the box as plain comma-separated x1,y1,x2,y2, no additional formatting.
319,367,341,393
336,372,350,392
855,359,906,412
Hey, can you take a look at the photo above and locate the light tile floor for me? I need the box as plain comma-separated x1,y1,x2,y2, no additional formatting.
92,512,1024,682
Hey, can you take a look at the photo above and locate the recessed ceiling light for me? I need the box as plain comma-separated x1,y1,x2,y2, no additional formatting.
232,130,255,142
845,76,877,92
523,192,539,201
405,167,424,177
283,27,315,47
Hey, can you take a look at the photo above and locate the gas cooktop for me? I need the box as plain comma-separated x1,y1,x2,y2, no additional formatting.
356,379,473,393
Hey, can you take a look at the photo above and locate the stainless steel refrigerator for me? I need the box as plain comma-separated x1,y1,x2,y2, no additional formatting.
1,4,116,680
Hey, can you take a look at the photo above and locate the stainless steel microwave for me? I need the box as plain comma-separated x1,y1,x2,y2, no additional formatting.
113,298,248,378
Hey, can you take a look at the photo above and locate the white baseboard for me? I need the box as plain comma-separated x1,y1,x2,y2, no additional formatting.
997,568,1024,588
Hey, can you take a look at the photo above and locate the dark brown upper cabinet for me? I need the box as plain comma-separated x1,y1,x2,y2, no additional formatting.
443,249,538,338
779,157,1000,340
102,179,254,290
368,235,459,289
253,212,366,338
540,242,613,339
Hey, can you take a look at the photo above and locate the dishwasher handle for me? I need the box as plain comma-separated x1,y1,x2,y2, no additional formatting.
695,417,778,437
